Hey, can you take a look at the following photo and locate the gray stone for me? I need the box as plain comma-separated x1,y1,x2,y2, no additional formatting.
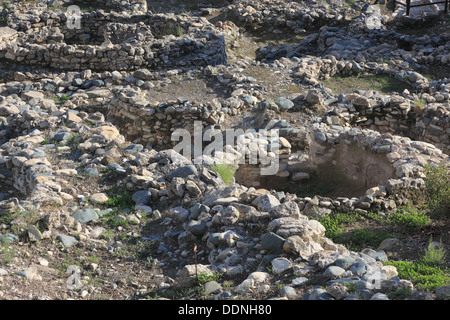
165,165,197,181
271,257,291,274
189,203,209,220
53,132,71,142
261,232,285,254
291,277,308,287
27,225,42,242
274,97,294,110
362,249,388,262
280,285,297,298
327,276,361,287
0,233,18,244
314,132,327,143
186,219,207,236
73,208,99,224
16,267,41,281
57,234,78,247
207,233,222,247
306,89,322,105
124,144,144,154
283,235,306,254
323,265,346,279
270,201,300,218
84,167,99,176
251,194,280,212
171,206,190,222
204,281,222,295
132,190,152,205
334,256,356,269
370,292,389,300
349,259,370,276
378,238,401,251
326,283,349,300
291,172,310,182
436,285,450,299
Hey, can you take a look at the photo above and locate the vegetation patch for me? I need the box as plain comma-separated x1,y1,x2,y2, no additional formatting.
421,162,450,217
321,74,412,95
384,238,450,293
317,206,435,252
210,163,237,185
105,186,133,209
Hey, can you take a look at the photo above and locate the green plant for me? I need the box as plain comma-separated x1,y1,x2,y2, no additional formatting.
86,255,101,265
384,236,449,292
321,74,411,95
317,211,360,239
60,133,80,152
387,286,413,300
210,163,237,185
422,162,450,216
386,206,430,230
162,23,184,37
413,98,426,108
105,186,133,209
54,94,70,104
384,260,450,292
101,209,129,229
1,241,16,265
318,211,395,251
334,228,393,252
421,237,447,266
195,271,222,286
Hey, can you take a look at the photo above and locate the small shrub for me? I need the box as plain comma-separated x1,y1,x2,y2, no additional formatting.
423,162,450,217
1,242,16,265
54,94,70,104
210,163,236,185
422,237,447,266
413,98,426,108
106,186,133,209
195,271,222,286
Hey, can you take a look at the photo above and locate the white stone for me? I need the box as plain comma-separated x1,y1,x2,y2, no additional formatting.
271,257,292,274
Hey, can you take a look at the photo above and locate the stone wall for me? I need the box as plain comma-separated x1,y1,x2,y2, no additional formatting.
62,0,148,14
1,11,227,71
308,123,447,194
277,123,449,217
319,91,450,155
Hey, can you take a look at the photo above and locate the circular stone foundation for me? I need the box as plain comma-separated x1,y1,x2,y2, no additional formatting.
1,10,227,71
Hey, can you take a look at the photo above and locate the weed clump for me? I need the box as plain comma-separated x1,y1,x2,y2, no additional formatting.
422,162,450,217
210,163,237,186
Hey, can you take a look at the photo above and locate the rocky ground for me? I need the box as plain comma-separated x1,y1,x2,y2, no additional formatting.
0,0,449,302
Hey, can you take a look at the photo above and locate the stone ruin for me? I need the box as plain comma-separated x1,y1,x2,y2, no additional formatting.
0,3,226,71
0,1,448,210
0,0,449,300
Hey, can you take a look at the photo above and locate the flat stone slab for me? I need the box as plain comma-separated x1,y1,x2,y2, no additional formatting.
0,27,18,50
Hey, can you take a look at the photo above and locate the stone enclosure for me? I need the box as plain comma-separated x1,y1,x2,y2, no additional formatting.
1,5,226,71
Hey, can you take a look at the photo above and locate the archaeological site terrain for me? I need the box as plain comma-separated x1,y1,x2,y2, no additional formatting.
0,0,449,301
